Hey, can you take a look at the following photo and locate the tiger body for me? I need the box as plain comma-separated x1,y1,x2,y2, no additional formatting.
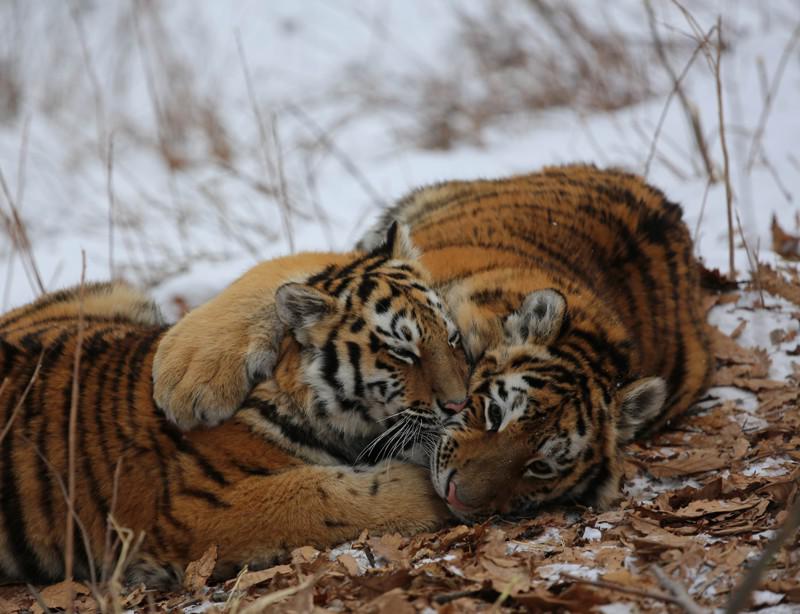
358,164,714,517
0,232,465,585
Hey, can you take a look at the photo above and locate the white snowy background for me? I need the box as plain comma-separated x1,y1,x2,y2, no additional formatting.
1,0,798,320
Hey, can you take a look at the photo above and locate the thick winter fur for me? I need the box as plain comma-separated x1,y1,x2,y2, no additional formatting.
357,164,714,519
0,235,463,585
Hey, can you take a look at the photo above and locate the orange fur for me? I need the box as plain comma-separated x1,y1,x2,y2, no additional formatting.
0,234,462,586
359,164,714,518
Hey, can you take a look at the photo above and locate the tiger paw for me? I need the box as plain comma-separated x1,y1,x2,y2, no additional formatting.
153,318,280,430
372,463,453,534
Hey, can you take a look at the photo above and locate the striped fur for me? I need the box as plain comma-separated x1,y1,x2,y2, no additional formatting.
0,233,462,586
358,164,714,519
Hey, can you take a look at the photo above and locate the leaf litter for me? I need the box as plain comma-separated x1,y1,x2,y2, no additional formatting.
2,275,800,612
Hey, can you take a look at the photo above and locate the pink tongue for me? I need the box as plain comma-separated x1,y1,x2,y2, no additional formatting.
446,480,472,512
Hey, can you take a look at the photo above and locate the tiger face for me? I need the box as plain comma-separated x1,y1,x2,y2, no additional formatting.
275,223,469,461
432,289,666,519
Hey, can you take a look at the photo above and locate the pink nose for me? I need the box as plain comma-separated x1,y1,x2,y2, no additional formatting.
444,399,467,412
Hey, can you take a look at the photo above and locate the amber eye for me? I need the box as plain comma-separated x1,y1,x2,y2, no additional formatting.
524,459,556,479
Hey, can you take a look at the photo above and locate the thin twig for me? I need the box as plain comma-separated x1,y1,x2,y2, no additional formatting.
65,251,87,611
270,112,295,253
106,133,116,279
235,30,295,253
735,210,765,307
287,103,389,209
0,167,45,295
652,566,707,614
725,493,800,614
561,573,688,608
713,16,735,281
68,0,106,159
746,23,800,171
643,18,716,178
644,0,716,182
0,354,42,445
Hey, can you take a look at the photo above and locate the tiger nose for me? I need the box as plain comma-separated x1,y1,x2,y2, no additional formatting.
443,398,468,413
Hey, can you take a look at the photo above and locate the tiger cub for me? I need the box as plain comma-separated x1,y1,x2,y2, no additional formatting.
0,225,464,586
358,165,714,519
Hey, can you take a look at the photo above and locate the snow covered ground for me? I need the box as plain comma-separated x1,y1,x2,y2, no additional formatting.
1,1,798,319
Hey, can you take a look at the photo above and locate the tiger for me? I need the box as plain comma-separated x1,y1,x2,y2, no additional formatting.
357,164,714,520
0,223,466,587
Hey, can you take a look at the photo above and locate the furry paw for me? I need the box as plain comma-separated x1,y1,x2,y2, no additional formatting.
153,322,278,430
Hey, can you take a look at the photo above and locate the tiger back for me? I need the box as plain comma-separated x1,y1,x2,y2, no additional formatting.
358,164,714,518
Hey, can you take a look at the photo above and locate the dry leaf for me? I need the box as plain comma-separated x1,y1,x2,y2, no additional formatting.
648,449,730,477
183,544,218,591
771,215,800,261
230,564,293,591
32,581,92,614
338,553,362,576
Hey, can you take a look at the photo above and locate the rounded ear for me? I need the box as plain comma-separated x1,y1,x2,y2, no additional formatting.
371,220,420,261
616,376,667,443
504,289,567,345
275,283,337,330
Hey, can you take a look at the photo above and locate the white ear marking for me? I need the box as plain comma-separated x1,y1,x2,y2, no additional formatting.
616,376,667,443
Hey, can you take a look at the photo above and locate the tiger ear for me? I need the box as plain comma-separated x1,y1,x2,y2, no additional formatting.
504,289,567,345
616,377,667,443
371,221,420,261
275,283,337,331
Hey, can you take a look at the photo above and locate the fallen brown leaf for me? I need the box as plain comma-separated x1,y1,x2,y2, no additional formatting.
183,544,218,591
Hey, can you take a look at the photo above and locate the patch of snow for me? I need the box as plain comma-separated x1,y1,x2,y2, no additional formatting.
507,527,565,555
753,530,777,541
624,474,702,501
582,527,602,542
537,563,600,583
596,522,614,530
415,553,457,567
709,292,800,381
751,590,786,607
328,543,374,573
598,604,637,614
743,456,792,478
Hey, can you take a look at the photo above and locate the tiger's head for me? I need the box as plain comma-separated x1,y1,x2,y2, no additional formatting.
432,289,667,519
275,223,468,461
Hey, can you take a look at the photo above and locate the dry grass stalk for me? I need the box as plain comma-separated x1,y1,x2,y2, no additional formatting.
725,492,800,614
561,573,689,609
0,355,42,445
746,23,800,171
643,16,717,179
106,134,116,279
651,566,706,614
287,103,389,210
713,17,735,281
68,0,106,161
64,251,87,612
735,210,765,308
644,0,716,182
235,30,296,253
0,168,44,295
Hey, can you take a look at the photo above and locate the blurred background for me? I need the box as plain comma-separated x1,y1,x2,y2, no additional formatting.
0,0,798,319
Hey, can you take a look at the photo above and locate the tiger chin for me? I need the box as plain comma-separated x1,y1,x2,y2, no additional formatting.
358,164,714,520
0,223,467,587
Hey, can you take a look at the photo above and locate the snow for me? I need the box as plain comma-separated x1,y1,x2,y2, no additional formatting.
1,1,798,320
537,562,600,583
